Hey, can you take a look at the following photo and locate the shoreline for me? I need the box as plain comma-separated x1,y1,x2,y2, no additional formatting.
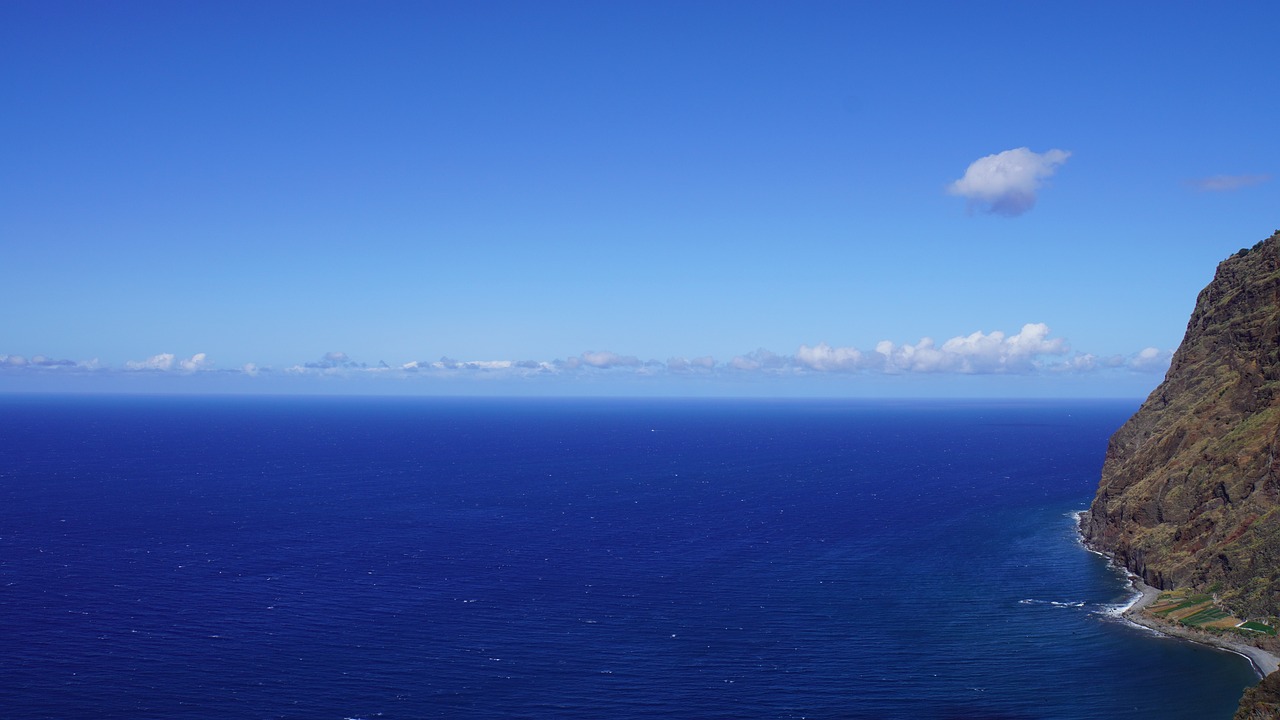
1075,512,1279,679
1120,577,1280,679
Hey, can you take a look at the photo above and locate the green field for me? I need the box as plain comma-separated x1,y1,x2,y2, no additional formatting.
1181,606,1231,625
1240,621,1278,636
1148,590,1278,635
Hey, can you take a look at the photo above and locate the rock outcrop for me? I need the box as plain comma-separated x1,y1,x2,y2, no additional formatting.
1082,230,1280,619
1235,669,1280,720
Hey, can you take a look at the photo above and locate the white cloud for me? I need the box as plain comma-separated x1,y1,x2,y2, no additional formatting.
810,323,1069,375
1189,174,1271,192
728,348,786,372
125,353,175,371
576,350,641,369
794,343,867,372
1050,347,1172,374
874,337,948,373
124,352,211,372
0,331,1172,386
1129,346,1172,372
0,354,96,372
940,322,1066,372
435,359,514,371
949,147,1071,216
1059,353,1097,372
179,353,211,372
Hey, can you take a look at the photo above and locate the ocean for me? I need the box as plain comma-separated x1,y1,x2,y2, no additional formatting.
0,396,1261,719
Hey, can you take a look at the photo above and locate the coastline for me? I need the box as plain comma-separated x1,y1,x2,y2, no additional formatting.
1076,511,1279,680
1120,577,1280,679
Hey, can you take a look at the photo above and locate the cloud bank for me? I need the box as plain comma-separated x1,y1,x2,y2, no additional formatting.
123,353,211,373
949,147,1071,216
1,326,1170,392
874,323,1067,374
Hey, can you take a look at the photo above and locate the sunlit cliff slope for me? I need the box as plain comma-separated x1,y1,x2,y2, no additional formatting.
1082,231,1280,619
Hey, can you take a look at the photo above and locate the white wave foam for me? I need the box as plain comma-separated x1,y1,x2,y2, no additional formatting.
1091,570,1146,619
1020,599,1087,608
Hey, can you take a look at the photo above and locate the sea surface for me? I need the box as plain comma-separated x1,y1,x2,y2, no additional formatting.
0,396,1261,719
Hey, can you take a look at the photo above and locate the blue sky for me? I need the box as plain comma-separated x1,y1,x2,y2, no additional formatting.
3,1,1277,397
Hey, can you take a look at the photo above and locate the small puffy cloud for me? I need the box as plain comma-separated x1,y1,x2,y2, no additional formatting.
1189,174,1271,192
1000,322,1066,356
381,357,545,376
940,322,1066,373
576,350,641,369
1059,353,1097,372
1129,346,1172,373
1,354,92,372
794,343,866,372
178,353,211,372
949,147,1070,216
125,353,211,372
430,357,515,371
874,337,948,373
1049,348,1171,374
728,348,786,372
125,353,175,371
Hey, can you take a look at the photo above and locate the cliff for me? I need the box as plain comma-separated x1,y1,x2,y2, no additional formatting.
1081,230,1280,618
1081,230,1280,718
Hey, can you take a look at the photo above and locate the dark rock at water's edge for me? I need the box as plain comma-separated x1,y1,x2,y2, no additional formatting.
1235,669,1280,719
1079,230,1280,716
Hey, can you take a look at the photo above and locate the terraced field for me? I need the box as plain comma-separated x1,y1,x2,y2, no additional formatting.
1148,590,1276,635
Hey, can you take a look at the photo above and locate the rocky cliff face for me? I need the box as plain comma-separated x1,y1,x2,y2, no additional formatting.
1081,231,1280,619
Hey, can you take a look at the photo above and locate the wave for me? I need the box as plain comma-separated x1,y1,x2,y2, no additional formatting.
1019,599,1086,608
